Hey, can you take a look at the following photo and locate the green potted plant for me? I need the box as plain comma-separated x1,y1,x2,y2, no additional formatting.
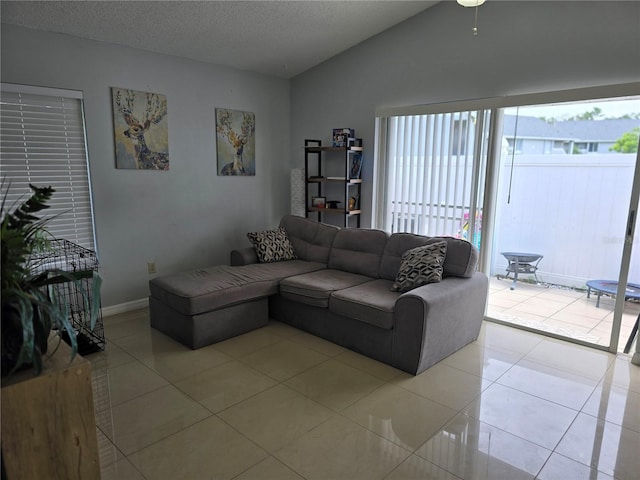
1,183,101,377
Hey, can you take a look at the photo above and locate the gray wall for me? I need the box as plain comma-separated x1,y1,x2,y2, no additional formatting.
291,1,640,228
1,24,291,307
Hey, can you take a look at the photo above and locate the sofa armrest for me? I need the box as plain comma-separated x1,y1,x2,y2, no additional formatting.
392,272,488,374
230,247,258,266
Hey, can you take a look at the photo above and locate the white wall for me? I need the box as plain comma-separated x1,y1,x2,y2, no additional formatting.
290,1,640,228
1,24,291,307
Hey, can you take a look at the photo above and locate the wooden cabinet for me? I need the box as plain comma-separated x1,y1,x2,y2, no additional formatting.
305,138,363,228
1,339,100,479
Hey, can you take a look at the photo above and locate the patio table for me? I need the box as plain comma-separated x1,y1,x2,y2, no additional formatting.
586,280,640,308
497,252,543,291
585,280,640,353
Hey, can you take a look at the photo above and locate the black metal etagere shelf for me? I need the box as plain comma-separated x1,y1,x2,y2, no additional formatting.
304,138,363,228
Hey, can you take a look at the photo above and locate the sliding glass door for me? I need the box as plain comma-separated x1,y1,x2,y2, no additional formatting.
486,97,640,352
375,91,640,353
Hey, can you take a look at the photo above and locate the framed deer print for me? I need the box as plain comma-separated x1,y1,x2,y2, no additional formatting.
111,87,169,170
216,108,255,176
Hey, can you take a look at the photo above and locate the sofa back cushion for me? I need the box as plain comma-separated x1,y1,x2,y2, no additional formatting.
328,228,389,278
279,215,339,264
380,233,478,280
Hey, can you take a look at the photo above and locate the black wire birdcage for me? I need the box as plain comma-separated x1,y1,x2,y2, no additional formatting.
28,239,105,355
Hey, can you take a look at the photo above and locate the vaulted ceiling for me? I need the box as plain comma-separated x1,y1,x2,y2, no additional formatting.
1,1,440,78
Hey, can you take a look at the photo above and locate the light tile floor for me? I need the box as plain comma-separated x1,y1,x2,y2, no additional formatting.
88,308,640,480
487,277,640,351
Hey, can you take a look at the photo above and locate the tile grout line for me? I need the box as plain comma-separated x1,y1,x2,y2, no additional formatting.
96,308,639,480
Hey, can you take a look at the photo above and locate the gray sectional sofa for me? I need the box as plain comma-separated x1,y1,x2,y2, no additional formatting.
149,215,488,375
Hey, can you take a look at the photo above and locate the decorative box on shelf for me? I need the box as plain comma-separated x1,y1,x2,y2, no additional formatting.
332,128,355,147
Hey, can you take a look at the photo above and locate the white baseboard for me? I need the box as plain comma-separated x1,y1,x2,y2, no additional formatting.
102,298,149,317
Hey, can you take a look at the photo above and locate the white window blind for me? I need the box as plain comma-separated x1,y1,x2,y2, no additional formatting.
1,84,96,251
379,110,490,248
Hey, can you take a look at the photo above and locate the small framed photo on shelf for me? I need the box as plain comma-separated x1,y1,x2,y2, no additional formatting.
311,196,326,208
333,128,354,147
350,153,363,179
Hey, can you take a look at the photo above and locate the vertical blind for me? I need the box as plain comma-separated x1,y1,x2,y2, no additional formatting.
0,84,96,251
380,110,490,248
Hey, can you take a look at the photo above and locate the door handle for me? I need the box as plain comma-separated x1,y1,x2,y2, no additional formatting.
627,209,636,240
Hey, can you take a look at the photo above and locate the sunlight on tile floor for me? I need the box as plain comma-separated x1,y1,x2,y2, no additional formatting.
88,307,640,480
487,276,640,351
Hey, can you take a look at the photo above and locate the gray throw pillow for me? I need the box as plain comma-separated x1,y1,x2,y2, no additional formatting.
247,227,297,263
392,241,448,292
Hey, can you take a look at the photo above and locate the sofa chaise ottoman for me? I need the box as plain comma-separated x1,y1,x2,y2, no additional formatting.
148,261,325,349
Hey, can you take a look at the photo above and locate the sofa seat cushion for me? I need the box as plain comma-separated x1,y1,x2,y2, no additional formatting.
329,279,399,330
149,260,326,315
280,269,373,307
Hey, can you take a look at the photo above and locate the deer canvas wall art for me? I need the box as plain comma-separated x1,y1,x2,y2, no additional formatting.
112,88,169,170
216,108,255,176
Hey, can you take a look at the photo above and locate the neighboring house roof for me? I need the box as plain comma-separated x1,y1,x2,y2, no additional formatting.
503,116,639,142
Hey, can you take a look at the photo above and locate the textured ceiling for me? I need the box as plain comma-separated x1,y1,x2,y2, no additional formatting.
1,1,439,78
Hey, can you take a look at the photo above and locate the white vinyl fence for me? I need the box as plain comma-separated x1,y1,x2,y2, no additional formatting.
492,153,639,288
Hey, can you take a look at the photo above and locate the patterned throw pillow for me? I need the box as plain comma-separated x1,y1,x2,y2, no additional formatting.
392,241,448,292
247,227,297,263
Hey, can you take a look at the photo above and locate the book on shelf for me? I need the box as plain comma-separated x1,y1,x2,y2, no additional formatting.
349,153,363,180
